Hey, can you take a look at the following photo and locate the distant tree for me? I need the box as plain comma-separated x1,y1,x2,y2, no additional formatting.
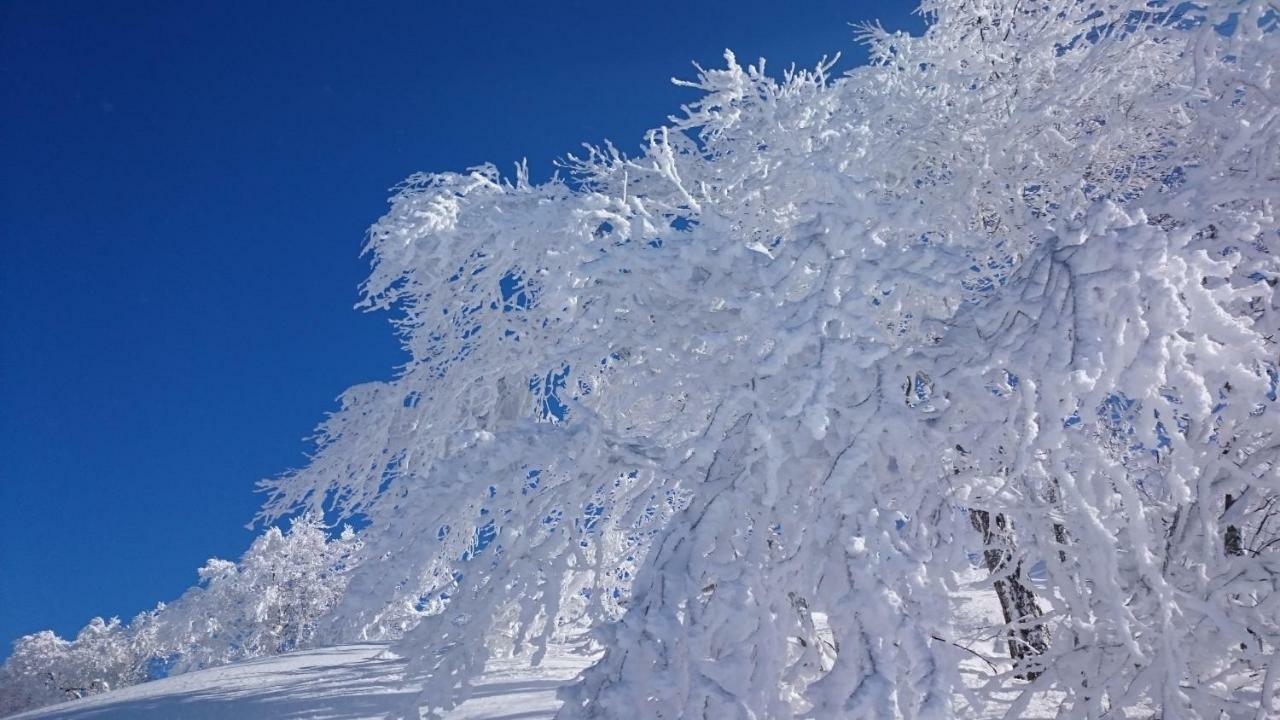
0,619,140,715
0,516,359,715
256,1,1280,717
150,515,361,674
0,631,74,713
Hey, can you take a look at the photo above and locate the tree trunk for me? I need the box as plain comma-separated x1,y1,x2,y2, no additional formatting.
970,510,1049,679
1224,494,1244,556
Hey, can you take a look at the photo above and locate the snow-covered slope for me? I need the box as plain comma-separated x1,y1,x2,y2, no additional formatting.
7,644,592,720
9,578,1073,720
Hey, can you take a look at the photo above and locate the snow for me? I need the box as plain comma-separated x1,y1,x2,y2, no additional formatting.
9,581,1073,720
5,1,1277,716
7,644,593,720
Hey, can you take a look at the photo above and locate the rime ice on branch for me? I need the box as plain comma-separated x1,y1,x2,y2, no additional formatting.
258,1,1280,717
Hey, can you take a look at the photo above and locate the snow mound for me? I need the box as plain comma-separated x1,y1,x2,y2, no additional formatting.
7,644,593,720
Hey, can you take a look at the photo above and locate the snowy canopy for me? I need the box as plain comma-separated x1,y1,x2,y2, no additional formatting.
254,1,1280,717
7,1,1277,718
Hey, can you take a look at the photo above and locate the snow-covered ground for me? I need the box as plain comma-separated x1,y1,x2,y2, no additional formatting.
10,576,1064,719
7,643,592,720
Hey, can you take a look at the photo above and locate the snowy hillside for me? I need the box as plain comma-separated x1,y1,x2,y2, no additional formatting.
9,583,1068,719
6,644,591,720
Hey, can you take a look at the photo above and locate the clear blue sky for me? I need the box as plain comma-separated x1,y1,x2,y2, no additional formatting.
0,1,923,652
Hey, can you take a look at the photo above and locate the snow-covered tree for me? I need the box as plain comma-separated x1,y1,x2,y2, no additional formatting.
0,619,139,715
147,515,362,674
8,1,1275,718
254,1,1280,717
0,517,359,716
0,631,72,713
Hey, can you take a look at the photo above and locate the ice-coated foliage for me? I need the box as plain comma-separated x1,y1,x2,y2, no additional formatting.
6,1,1277,718
150,517,361,673
252,0,1280,717
0,619,138,715
0,517,359,716
252,2,1280,712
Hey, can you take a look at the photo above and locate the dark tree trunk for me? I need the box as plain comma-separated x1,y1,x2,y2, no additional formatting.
1225,494,1244,556
970,509,1049,679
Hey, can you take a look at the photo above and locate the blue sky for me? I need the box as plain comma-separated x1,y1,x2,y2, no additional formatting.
0,1,922,652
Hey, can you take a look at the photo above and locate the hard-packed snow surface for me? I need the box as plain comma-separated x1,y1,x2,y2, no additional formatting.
6,644,591,720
